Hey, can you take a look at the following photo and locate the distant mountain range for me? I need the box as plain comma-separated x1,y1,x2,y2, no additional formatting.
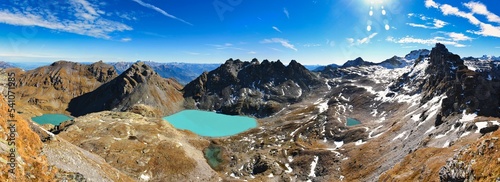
109,61,220,85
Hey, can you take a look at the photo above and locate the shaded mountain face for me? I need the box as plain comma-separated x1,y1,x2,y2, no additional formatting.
183,59,321,117
67,62,184,117
110,61,220,85
7,61,117,115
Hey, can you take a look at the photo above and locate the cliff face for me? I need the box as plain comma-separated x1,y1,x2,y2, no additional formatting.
67,62,184,117
8,61,117,116
183,59,321,117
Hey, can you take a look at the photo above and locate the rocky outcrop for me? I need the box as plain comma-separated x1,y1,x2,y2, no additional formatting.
67,62,184,117
53,111,219,181
183,58,321,117
7,60,117,116
440,132,500,182
390,43,500,124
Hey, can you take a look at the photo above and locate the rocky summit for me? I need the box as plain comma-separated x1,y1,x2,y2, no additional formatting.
67,62,184,117
183,58,321,117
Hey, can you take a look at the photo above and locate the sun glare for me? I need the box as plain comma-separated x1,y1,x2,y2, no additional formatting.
366,0,385,4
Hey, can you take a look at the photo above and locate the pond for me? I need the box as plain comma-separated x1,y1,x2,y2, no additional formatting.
163,110,257,137
32,114,72,125
347,118,361,126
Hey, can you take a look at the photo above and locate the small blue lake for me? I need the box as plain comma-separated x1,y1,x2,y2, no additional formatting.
347,118,361,126
163,110,257,137
32,114,72,125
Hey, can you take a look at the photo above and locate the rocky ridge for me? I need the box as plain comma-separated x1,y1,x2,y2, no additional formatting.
7,61,117,116
183,58,321,117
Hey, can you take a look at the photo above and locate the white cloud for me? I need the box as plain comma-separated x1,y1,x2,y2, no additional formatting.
425,0,439,8
121,38,132,42
386,36,466,47
406,13,448,29
272,26,282,33
131,0,192,26
347,33,378,46
447,32,472,41
433,19,448,28
0,0,132,39
284,8,289,19
464,2,500,24
248,51,257,54
436,2,500,38
260,38,297,51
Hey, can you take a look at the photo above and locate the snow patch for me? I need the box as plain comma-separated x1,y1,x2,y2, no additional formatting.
334,141,344,148
392,131,407,141
308,156,319,177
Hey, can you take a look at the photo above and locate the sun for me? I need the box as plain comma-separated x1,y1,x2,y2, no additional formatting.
366,0,386,4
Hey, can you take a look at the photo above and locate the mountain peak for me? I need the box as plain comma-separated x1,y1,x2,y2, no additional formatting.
342,57,375,68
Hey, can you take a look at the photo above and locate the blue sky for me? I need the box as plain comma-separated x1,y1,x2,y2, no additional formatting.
0,0,498,65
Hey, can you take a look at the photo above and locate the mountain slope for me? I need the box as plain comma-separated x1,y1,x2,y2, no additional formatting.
67,62,184,117
53,111,219,181
183,58,321,117
7,61,117,116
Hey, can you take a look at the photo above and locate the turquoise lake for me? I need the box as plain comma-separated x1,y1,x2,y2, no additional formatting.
163,110,257,137
32,114,72,125
347,118,361,126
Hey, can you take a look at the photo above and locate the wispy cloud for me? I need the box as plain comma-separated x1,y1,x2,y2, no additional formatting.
207,43,245,51
185,51,201,55
248,51,257,54
272,26,282,33
407,13,448,29
283,8,289,19
131,0,192,26
303,43,321,47
429,1,500,38
121,38,132,42
347,33,378,46
0,0,132,39
260,38,297,51
386,36,466,47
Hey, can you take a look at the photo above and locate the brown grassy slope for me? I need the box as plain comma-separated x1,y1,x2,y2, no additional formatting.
0,94,57,181
56,111,218,181
379,129,500,182
6,61,117,116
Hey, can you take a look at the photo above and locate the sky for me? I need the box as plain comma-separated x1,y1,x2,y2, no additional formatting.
0,0,499,65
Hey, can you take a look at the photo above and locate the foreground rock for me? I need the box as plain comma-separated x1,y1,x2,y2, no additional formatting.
54,111,219,181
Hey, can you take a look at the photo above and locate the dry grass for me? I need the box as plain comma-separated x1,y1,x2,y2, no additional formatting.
0,95,58,181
